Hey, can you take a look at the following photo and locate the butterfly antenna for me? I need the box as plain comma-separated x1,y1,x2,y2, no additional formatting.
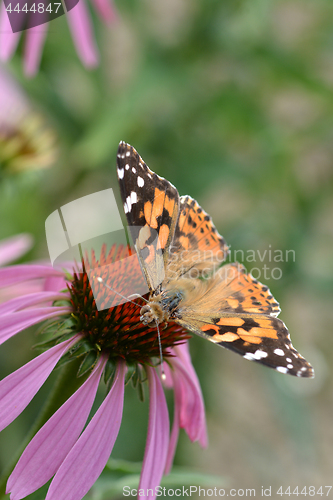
95,276,143,308
155,320,166,380
95,276,165,380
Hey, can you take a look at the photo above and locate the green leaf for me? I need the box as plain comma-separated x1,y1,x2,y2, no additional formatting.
77,350,100,377
104,358,117,385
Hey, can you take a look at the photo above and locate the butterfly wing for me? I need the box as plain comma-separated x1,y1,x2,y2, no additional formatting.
172,195,229,259
165,195,229,281
117,141,180,292
117,142,313,377
173,263,314,377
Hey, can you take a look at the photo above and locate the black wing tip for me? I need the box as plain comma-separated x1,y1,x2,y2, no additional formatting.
117,141,142,163
117,142,138,173
256,357,315,378
295,363,315,378
271,357,315,378
117,141,131,156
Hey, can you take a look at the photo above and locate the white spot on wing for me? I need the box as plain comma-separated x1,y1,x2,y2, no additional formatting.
124,202,129,214
244,353,256,361
137,176,144,187
126,195,132,212
126,151,131,157
125,164,130,170
132,167,136,173
130,191,137,204
287,364,293,369
118,168,124,179
274,348,285,356
253,350,268,360
276,366,288,374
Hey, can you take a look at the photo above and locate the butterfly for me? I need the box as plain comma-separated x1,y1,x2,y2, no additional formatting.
116,141,314,378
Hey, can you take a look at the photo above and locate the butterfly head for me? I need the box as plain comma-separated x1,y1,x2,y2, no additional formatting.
140,291,183,326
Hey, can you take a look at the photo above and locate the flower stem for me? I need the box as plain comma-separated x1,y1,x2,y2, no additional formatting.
0,357,86,498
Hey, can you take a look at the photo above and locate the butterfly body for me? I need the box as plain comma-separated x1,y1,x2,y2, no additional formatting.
140,289,183,326
117,141,314,378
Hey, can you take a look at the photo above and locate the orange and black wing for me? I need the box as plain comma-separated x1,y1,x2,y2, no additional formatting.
176,263,314,377
117,142,180,291
165,195,229,281
172,195,228,261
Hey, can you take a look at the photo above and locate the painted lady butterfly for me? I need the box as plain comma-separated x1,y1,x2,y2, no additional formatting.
117,141,314,378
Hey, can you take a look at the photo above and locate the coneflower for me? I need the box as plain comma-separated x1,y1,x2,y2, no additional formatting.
0,67,57,172
0,0,117,77
0,243,207,500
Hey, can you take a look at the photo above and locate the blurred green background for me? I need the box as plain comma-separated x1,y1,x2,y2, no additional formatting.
1,0,333,497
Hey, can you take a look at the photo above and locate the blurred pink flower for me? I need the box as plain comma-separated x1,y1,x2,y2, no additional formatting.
0,234,43,302
0,233,33,267
0,244,207,500
0,66,57,171
0,0,117,77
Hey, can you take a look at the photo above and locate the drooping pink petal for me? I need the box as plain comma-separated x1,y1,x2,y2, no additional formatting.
0,336,79,433
0,4,21,61
7,356,107,500
164,381,180,475
0,234,33,267
138,366,169,500
0,291,67,315
173,342,197,379
164,343,208,475
174,343,207,447
161,361,173,389
66,0,99,68
45,360,126,500
0,264,64,287
91,0,117,23
24,25,48,77
170,355,207,446
0,306,71,345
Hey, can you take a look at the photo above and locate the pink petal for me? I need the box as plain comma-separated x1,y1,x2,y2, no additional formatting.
0,281,45,304
138,366,169,500
66,0,99,68
173,343,196,377
170,355,207,446
0,3,21,61
91,0,117,23
164,369,181,475
0,264,64,287
7,356,107,500
45,360,126,500
43,275,67,292
164,342,208,474
24,25,48,77
0,234,33,267
0,306,71,345
174,343,207,447
0,336,79,433
0,291,67,315
161,360,173,389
